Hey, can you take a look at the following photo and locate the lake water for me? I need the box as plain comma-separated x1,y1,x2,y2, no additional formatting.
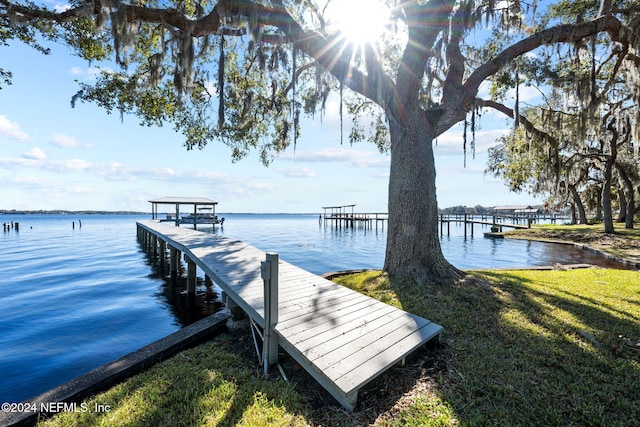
0,213,632,403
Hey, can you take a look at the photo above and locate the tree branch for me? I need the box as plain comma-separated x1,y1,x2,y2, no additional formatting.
441,2,469,106
1,0,93,23
396,0,454,107
477,98,559,147
464,15,633,107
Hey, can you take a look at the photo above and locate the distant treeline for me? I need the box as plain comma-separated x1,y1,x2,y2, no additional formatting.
0,210,147,215
439,205,501,214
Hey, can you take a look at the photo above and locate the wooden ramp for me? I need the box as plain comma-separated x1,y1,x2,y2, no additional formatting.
136,220,443,410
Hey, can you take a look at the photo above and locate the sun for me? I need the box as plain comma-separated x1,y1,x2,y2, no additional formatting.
326,0,391,46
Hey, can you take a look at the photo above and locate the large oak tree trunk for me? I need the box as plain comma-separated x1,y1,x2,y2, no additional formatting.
568,183,588,224
617,183,627,223
615,165,635,229
602,162,615,234
384,109,463,284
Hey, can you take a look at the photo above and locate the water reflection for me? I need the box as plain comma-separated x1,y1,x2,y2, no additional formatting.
444,226,635,270
143,247,225,327
176,215,636,276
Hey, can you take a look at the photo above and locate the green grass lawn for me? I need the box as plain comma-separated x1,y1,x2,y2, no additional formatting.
38,268,640,426
37,336,310,427
508,222,640,239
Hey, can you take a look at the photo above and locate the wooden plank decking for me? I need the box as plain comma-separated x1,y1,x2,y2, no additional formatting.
136,220,443,410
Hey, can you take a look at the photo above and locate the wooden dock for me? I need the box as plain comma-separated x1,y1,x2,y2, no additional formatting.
321,205,388,230
136,220,442,410
439,213,536,237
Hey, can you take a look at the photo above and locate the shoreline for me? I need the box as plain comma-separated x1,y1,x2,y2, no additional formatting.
0,310,230,427
502,230,640,270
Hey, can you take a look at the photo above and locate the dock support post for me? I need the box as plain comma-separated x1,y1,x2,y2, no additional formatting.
151,235,158,265
159,240,167,274
139,227,146,249
187,258,197,295
464,214,467,239
261,253,279,376
169,246,179,283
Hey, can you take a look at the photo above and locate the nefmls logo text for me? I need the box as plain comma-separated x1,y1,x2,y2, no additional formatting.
40,402,111,413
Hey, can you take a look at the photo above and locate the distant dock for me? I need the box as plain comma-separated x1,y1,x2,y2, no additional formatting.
321,205,388,230
439,212,566,237
3,221,18,232
321,206,565,237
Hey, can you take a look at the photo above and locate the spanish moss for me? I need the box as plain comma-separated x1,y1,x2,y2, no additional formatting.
470,102,477,160
292,45,298,151
514,62,520,128
218,35,225,131
339,76,344,145
463,118,468,167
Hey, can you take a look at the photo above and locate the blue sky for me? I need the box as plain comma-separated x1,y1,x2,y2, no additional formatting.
0,38,541,213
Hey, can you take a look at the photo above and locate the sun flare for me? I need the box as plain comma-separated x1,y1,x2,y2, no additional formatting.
326,0,391,46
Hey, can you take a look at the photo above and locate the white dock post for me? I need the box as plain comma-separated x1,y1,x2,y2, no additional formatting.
261,253,279,376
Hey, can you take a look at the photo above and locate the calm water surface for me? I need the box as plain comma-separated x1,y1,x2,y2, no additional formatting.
0,213,631,402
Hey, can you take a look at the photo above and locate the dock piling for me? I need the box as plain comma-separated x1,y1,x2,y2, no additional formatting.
187,258,197,295
170,246,179,283
159,240,167,274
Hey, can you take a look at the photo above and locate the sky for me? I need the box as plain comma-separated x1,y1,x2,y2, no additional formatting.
0,29,542,214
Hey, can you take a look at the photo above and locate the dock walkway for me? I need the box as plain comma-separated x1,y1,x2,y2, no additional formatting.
136,220,443,410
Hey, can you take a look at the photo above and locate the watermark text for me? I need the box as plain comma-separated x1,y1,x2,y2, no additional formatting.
2,401,111,414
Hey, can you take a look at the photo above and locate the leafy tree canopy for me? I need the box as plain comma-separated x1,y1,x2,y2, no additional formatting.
3,0,640,282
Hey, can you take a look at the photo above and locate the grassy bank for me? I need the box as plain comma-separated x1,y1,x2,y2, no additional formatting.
38,269,639,426
334,270,640,426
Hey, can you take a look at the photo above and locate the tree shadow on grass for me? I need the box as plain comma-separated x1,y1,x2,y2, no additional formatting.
37,332,310,427
38,269,640,427
389,270,640,426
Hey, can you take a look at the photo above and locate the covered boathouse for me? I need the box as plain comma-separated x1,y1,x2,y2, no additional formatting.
149,196,220,229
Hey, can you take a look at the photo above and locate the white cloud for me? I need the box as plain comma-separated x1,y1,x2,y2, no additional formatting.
190,171,231,182
477,79,544,108
23,147,46,160
0,115,28,141
434,127,511,156
7,175,55,188
250,182,275,190
280,147,388,168
93,162,177,182
51,158,93,172
66,186,94,194
504,85,543,104
53,3,71,12
277,166,317,178
368,171,390,179
69,66,104,80
0,153,276,201
50,133,85,148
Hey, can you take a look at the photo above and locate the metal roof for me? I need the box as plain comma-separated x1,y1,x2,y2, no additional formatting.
149,197,217,205
321,204,356,209
493,205,533,211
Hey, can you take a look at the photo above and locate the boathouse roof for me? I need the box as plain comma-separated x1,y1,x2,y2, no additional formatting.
493,205,534,211
149,197,217,205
